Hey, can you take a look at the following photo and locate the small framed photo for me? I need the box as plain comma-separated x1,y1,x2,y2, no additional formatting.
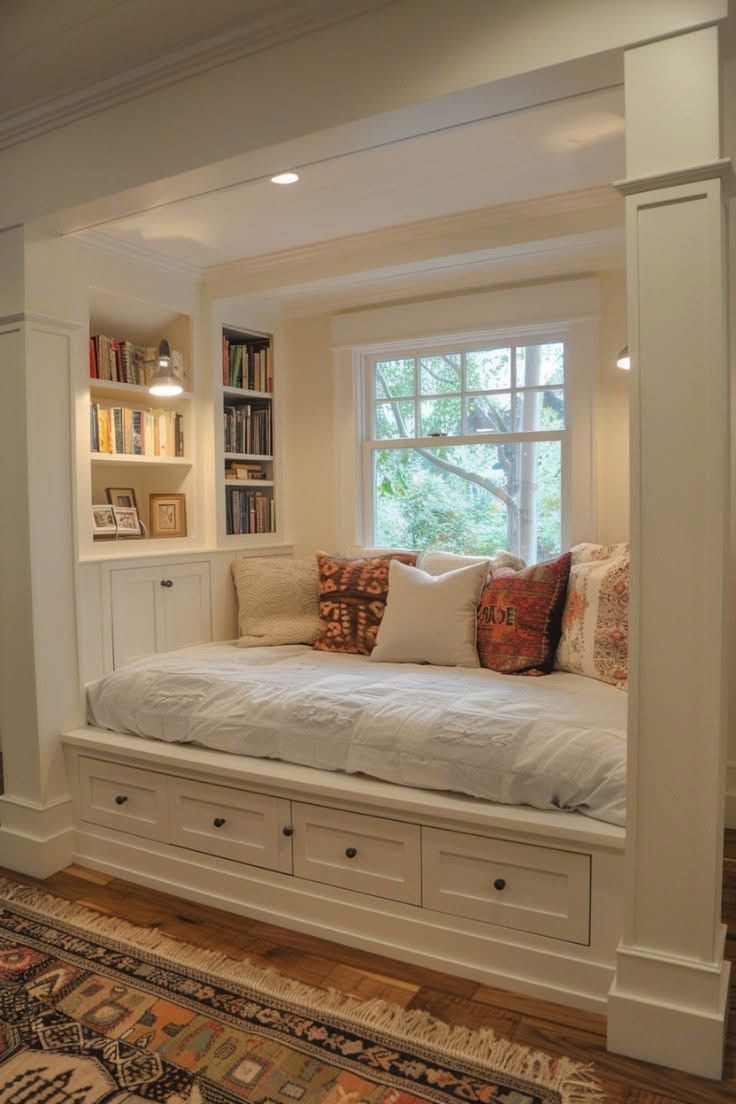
106,486,138,512
150,493,187,538
112,505,142,538
91,504,117,537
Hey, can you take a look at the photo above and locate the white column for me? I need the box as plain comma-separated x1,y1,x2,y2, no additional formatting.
607,26,732,1078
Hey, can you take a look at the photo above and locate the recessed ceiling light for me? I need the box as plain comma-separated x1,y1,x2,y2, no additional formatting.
271,171,299,184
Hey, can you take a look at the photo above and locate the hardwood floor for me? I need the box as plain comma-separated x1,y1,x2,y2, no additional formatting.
2,831,735,1104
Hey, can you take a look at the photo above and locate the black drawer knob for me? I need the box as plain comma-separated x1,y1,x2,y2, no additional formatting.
213,817,226,828
282,826,294,837
114,795,128,806
493,877,506,892
160,579,174,588
345,847,357,859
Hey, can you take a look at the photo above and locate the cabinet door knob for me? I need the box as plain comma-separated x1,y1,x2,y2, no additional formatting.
345,847,357,859
160,579,174,588
115,794,128,806
493,877,506,892
213,817,226,828
282,826,294,837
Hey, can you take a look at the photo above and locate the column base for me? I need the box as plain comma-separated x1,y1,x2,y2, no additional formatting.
0,794,73,878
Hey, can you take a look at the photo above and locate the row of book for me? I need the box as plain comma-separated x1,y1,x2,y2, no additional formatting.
90,335,184,388
226,488,275,534
90,403,185,457
224,404,272,456
223,337,272,392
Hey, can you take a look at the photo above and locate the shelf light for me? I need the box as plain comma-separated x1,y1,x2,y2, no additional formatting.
149,339,183,396
616,345,631,370
270,171,299,184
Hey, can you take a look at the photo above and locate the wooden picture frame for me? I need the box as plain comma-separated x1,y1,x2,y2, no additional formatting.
150,493,187,538
112,505,142,538
91,504,117,537
106,486,139,512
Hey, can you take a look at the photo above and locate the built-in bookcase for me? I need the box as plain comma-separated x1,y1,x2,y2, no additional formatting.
219,325,276,542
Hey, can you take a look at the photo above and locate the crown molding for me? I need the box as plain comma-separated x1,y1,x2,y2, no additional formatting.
77,229,203,281
0,311,82,332
0,0,389,152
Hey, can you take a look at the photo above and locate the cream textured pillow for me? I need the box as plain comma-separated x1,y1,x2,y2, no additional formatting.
370,559,489,667
420,549,525,577
555,542,629,689
232,557,319,647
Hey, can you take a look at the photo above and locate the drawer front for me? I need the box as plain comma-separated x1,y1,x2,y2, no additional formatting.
79,757,168,842
168,778,292,873
422,828,590,943
292,803,421,904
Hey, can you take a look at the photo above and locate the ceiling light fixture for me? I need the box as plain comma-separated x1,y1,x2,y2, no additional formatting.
149,339,183,396
270,171,299,184
616,345,631,370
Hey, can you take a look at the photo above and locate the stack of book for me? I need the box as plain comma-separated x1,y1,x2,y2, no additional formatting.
226,488,275,534
222,336,272,392
90,336,184,387
225,462,268,481
224,405,272,456
90,404,184,457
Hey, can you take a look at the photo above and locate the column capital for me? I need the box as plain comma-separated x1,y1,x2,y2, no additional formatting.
614,157,735,196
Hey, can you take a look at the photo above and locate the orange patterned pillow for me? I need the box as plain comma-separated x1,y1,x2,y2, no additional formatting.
476,553,571,675
314,552,417,655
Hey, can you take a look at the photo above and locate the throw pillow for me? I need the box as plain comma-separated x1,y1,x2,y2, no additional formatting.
232,557,319,647
313,551,417,655
476,552,571,675
419,549,525,577
555,543,629,689
370,559,489,667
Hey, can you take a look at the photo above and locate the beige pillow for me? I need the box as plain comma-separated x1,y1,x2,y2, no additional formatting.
420,549,525,576
555,542,629,688
370,559,489,667
232,557,319,647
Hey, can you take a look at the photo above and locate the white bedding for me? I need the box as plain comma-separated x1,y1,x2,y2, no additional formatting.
86,643,627,826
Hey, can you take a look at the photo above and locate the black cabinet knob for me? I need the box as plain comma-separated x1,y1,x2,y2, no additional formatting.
160,579,174,588
493,877,506,892
282,826,294,837
345,847,357,859
114,795,128,806
213,817,226,828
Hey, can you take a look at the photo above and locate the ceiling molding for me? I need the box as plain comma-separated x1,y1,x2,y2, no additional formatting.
76,229,203,281
0,0,389,152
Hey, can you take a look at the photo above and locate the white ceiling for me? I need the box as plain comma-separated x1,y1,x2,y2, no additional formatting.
76,86,625,272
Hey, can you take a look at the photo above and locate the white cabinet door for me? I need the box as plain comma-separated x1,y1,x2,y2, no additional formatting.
110,561,212,668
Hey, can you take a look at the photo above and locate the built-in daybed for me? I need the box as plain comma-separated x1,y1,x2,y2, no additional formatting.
63,640,627,1013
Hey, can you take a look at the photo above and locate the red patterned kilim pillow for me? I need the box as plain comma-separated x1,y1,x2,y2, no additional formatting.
476,552,571,675
314,552,417,655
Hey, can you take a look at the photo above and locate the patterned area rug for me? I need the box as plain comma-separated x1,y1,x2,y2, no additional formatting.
0,879,601,1104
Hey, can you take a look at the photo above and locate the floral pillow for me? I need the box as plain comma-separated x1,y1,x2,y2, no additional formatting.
555,543,629,689
313,552,417,655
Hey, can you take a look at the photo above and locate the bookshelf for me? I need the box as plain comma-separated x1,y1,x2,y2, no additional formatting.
219,325,276,542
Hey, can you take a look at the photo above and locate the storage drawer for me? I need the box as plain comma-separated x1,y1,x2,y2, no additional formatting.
79,757,169,842
422,827,590,943
168,778,292,873
292,803,421,904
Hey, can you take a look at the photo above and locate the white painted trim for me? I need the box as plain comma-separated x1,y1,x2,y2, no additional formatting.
77,231,203,281
725,759,736,828
0,794,74,878
614,158,735,196
0,311,82,332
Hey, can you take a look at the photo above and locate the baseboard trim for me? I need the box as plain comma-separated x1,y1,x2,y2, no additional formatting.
0,793,74,877
725,759,736,829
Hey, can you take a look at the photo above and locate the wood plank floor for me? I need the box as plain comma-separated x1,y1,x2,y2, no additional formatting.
2,831,735,1104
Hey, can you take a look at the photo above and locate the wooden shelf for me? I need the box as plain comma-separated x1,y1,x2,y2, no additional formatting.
223,386,272,400
90,379,192,402
224,479,274,487
90,453,192,466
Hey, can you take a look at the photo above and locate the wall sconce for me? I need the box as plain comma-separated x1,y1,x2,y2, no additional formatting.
149,339,183,396
616,345,631,371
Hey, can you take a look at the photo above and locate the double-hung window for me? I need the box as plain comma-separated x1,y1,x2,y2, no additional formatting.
362,335,568,562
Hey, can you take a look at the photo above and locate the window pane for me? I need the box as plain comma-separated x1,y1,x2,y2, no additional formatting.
514,388,565,431
375,400,416,439
517,343,564,387
374,442,561,561
374,358,415,399
420,354,461,395
420,397,462,436
466,348,511,391
465,392,512,433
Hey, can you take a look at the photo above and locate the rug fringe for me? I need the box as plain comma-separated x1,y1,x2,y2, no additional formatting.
0,877,603,1104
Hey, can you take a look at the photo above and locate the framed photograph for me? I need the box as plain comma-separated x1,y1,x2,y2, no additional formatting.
91,504,117,537
150,493,187,538
112,505,142,538
106,486,138,512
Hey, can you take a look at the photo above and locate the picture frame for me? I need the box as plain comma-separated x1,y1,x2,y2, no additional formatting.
91,504,117,537
149,493,187,538
112,505,142,538
106,486,139,512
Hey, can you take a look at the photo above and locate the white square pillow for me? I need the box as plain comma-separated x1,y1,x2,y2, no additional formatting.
420,549,525,577
370,559,489,667
232,556,319,647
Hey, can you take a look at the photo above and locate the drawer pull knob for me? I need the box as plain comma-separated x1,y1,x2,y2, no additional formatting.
160,579,174,588
114,795,128,806
345,847,358,859
213,817,226,828
282,826,294,837
493,877,506,892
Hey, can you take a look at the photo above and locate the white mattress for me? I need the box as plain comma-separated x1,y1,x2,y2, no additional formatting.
86,643,627,826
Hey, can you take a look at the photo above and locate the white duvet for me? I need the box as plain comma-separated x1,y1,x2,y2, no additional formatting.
86,643,627,826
